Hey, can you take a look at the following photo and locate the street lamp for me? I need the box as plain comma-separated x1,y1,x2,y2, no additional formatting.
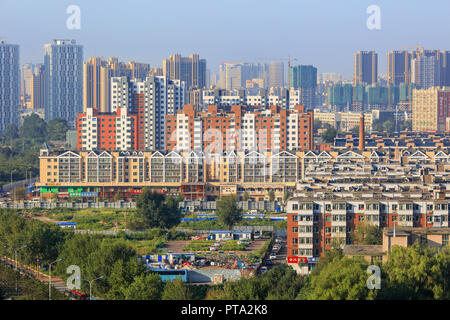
48,258,63,300
78,275,105,300
4,244,28,295
3,244,28,270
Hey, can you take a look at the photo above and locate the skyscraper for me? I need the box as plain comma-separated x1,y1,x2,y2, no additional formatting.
22,63,34,108
163,54,206,90
218,62,243,90
44,39,83,123
111,75,186,150
0,40,20,133
354,51,378,85
289,65,317,108
269,61,284,88
30,64,45,110
83,57,107,112
387,50,412,86
411,54,440,89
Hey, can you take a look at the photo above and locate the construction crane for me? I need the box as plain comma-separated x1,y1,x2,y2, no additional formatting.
396,43,424,52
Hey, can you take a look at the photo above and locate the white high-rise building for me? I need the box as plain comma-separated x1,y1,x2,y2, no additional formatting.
0,40,20,133
412,55,441,89
111,75,185,150
44,39,83,123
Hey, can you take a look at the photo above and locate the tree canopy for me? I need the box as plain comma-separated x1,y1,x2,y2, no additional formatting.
135,188,182,229
216,196,243,230
351,222,382,245
321,127,337,143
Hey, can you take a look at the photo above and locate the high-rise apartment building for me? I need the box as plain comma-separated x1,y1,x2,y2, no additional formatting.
30,64,45,110
76,107,138,151
111,75,186,150
354,51,378,85
22,63,34,108
412,87,450,132
412,54,441,89
269,61,284,88
44,39,83,123
289,65,317,108
83,57,107,112
387,50,412,86
165,104,314,152
0,40,20,133
163,54,206,90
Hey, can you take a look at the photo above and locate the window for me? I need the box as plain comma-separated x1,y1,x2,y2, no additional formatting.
443,234,449,246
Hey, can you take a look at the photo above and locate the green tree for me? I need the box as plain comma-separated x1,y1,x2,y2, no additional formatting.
268,190,275,202
105,258,147,300
123,273,164,300
216,196,243,230
46,118,69,141
208,265,304,300
162,278,193,300
84,242,137,296
321,127,337,143
380,243,450,300
351,222,382,245
382,120,394,134
55,234,102,278
4,124,19,141
135,188,182,229
299,255,377,300
242,191,250,201
19,113,47,141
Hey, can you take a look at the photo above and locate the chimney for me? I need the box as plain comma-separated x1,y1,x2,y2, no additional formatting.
359,113,365,151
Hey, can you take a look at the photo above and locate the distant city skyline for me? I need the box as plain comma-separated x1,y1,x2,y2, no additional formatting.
2,0,450,78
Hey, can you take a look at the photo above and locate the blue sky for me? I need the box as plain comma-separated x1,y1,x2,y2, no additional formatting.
1,0,450,78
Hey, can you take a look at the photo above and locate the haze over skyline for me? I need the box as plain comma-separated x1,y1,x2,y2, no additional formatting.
2,0,450,78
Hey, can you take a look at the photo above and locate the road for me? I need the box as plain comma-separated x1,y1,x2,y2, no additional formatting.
1,255,67,296
1,178,38,193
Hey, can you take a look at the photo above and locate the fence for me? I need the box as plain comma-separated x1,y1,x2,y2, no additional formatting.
0,201,136,210
179,200,280,212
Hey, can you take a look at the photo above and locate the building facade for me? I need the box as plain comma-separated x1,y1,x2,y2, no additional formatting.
0,40,20,133
165,104,314,152
76,107,138,151
110,75,186,150
44,39,83,123
412,87,450,132
354,51,378,86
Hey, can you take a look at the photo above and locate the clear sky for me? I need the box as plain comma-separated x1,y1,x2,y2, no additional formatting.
1,0,450,78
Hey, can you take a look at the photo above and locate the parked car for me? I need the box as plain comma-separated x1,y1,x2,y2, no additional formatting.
275,238,282,244
260,266,268,273
269,252,277,260
209,246,217,251
218,250,225,254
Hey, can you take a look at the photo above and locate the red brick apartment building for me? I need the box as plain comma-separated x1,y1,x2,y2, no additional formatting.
165,104,314,152
77,107,138,151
